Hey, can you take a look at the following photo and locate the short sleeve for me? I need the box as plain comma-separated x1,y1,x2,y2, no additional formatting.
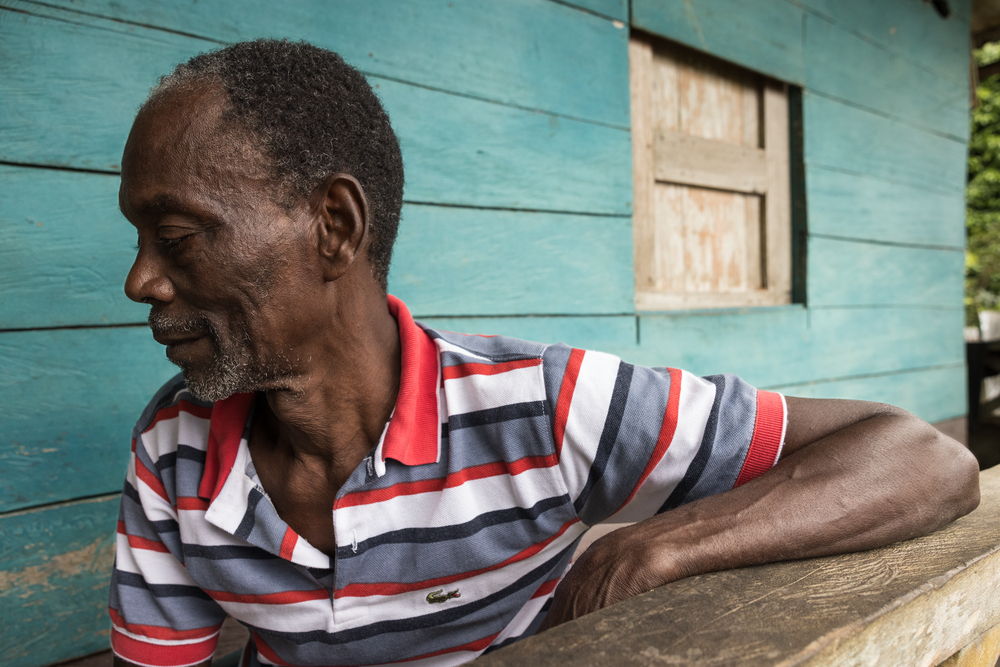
109,436,227,666
541,343,787,525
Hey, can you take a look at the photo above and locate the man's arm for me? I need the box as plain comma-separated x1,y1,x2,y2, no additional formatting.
541,397,981,628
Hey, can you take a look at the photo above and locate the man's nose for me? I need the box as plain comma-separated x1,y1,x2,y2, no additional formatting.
124,249,175,304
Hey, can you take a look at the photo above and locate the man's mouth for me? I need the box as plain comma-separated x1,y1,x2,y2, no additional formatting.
152,332,205,347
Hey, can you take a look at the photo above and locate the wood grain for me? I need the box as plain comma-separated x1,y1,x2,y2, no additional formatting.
0,6,631,214
798,0,971,85
806,166,966,248
803,92,967,194
0,166,632,329
803,13,968,139
807,236,965,308
0,495,119,667
631,0,805,84
7,0,630,127
477,466,1000,666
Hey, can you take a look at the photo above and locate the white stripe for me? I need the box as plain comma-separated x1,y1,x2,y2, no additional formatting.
606,370,716,523
204,439,254,535
773,393,788,465
140,413,211,463
216,597,334,633
493,584,557,644
290,534,332,569
115,534,200,587
111,623,220,647
559,350,621,505
442,365,546,415
332,520,587,631
433,337,495,362
333,466,565,547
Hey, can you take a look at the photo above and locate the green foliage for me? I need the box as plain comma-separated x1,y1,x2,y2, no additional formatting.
966,43,1000,326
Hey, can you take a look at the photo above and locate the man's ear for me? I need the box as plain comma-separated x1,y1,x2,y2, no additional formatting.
311,173,370,281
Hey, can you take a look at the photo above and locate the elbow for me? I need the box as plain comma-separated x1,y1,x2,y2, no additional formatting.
922,425,981,524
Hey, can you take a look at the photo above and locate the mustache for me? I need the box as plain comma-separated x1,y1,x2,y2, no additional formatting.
148,310,211,338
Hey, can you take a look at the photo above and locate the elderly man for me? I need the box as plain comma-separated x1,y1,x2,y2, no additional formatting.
110,39,979,667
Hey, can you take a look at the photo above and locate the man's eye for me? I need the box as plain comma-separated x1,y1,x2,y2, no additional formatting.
157,231,195,250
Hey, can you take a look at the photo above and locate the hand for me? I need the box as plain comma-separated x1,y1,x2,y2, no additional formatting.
539,525,680,631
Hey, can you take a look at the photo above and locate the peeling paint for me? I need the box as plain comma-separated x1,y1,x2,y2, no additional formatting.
0,538,113,594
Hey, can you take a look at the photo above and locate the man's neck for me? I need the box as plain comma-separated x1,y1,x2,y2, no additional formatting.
254,288,401,490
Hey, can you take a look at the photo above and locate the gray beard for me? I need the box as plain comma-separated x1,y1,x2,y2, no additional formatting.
149,311,292,402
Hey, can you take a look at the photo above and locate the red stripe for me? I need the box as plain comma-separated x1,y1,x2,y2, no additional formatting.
176,496,209,511
335,453,558,509
127,534,169,553
111,627,216,666
141,400,214,433
400,632,500,661
552,348,585,456
734,390,785,487
531,576,561,599
617,367,682,511
335,518,579,598
134,457,170,503
278,527,298,560
117,520,126,534
442,358,541,380
206,587,328,604
109,608,220,642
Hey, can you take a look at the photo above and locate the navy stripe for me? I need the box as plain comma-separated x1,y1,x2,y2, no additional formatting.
449,401,547,430
573,362,632,514
244,541,575,646
234,488,264,540
122,480,141,504
659,375,726,512
114,569,214,600
337,494,571,559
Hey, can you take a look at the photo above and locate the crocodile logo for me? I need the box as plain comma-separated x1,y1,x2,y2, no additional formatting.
426,588,461,604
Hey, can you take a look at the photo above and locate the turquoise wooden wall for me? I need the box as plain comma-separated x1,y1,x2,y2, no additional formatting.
0,0,970,663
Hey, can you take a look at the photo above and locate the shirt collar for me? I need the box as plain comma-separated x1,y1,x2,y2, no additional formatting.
198,295,440,500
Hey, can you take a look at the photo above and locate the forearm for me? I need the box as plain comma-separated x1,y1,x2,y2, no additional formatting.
621,411,981,582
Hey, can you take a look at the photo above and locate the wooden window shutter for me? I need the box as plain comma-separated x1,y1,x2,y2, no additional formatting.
631,34,792,310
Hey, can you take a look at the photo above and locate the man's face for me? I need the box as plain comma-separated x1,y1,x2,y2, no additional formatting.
120,84,316,401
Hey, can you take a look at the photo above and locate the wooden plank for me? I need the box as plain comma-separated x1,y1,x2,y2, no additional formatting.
557,0,628,21
480,466,1000,666
653,130,768,193
798,0,971,85
631,0,805,84
807,236,965,307
0,164,634,329
803,14,968,139
631,37,658,302
0,7,631,214
14,0,631,127
806,165,966,248
626,306,965,389
0,327,176,512
0,166,146,329
0,495,118,666
803,92,967,194
770,363,967,425
763,82,792,298
389,206,634,316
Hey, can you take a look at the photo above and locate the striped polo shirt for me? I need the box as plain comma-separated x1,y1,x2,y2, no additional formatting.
110,296,786,666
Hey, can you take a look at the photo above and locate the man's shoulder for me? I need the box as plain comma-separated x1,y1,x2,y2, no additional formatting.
132,372,214,438
417,321,560,362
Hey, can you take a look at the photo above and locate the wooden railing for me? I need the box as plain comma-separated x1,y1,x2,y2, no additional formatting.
479,466,1000,666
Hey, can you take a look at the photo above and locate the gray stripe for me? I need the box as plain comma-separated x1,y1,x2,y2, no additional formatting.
185,551,322,596
684,374,758,502
576,363,671,524
335,497,573,585
421,324,548,361
112,570,225,630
